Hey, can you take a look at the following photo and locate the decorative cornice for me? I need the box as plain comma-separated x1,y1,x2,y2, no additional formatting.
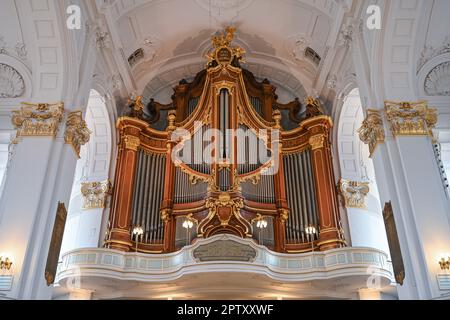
309,134,326,150
65,111,91,158
338,179,370,209
358,109,385,158
12,102,64,138
81,180,111,210
385,101,437,137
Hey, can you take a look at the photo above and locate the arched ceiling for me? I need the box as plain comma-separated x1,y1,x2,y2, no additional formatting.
96,0,353,101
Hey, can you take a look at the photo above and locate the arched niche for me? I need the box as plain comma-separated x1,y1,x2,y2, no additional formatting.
60,89,114,255
336,88,390,255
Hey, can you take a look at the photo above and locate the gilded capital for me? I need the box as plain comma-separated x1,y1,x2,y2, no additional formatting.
385,101,437,137
358,109,385,158
81,180,111,210
123,135,140,151
65,111,91,158
309,134,326,150
338,179,370,209
12,102,64,138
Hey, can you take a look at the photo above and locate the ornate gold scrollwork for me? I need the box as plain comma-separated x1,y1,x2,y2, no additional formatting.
205,26,246,67
338,179,370,209
177,163,210,186
309,134,326,150
358,109,385,158
202,193,247,233
123,135,140,151
12,102,64,138
385,101,437,137
161,209,172,223
81,180,111,210
65,111,91,158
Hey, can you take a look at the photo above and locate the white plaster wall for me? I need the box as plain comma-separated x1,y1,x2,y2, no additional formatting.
60,90,113,255
337,88,390,255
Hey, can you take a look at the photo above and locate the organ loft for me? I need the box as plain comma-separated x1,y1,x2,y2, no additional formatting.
106,27,345,254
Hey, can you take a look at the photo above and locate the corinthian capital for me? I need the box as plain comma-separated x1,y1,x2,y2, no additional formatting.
358,109,385,158
65,111,91,158
12,102,64,138
385,101,437,137
81,180,111,210
338,179,370,209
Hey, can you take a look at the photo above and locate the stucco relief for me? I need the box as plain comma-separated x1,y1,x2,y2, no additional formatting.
0,63,25,98
424,61,450,96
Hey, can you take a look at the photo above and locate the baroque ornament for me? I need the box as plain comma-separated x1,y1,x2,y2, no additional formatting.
64,111,91,158
81,180,111,210
309,134,326,150
0,63,25,98
385,101,437,137
358,109,385,158
338,179,370,209
12,102,64,138
205,26,246,68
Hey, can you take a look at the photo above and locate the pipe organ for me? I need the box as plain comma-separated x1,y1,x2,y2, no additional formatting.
106,27,345,254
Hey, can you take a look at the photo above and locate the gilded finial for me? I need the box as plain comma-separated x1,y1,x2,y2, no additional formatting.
206,26,246,67
305,96,324,119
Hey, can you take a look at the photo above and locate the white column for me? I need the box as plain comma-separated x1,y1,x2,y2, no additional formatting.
366,104,450,300
0,138,77,300
0,104,90,300
346,203,389,255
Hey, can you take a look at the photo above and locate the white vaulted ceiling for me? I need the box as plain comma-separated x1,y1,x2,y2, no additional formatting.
97,0,350,101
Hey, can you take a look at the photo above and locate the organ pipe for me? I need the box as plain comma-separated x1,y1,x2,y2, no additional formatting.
283,150,319,244
131,151,166,244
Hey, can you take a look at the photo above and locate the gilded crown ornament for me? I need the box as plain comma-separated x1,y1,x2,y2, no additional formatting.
305,97,324,119
358,109,385,158
12,102,64,138
206,26,246,67
65,111,92,158
81,180,111,210
338,179,370,209
385,101,437,137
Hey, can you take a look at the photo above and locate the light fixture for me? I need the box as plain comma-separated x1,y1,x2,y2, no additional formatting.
0,255,13,271
439,257,450,270
182,215,195,246
132,226,144,253
253,215,268,246
182,220,194,230
305,225,317,254
305,225,317,236
132,225,144,236
256,219,268,229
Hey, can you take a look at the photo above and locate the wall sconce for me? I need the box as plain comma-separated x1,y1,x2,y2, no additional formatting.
0,256,13,270
439,257,450,270
132,225,144,253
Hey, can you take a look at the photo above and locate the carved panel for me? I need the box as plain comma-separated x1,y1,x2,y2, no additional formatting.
382,202,405,286
45,202,67,286
193,239,257,262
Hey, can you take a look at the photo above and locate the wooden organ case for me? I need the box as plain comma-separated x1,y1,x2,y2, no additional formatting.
106,27,345,254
